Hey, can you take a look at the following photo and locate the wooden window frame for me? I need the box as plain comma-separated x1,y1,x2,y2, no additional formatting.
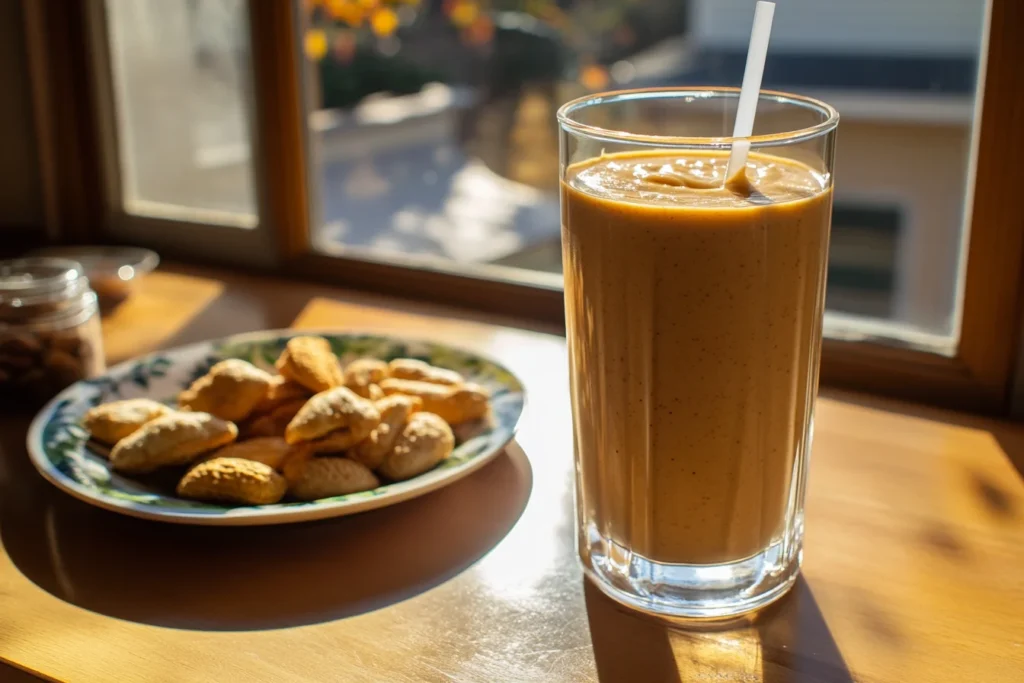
22,0,1024,415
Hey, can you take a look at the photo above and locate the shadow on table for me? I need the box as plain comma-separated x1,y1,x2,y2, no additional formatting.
584,575,853,683
1,430,532,631
825,388,1023,522
0,661,47,683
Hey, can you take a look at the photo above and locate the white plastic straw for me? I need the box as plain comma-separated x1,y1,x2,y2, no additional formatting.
725,1,776,182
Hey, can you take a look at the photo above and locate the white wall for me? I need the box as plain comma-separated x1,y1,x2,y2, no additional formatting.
691,0,987,54
833,120,971,333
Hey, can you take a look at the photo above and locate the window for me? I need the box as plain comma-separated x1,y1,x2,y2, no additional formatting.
26,0,1024,412
105,0,257,226
295,0,986,346
827,205,903,321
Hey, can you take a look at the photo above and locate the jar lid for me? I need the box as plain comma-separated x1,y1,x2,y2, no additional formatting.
0,258,92,325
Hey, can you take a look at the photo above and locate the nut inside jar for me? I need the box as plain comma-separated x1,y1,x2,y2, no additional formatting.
0,258,105,410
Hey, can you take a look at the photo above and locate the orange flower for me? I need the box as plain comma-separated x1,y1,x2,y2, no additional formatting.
371,7,399,37
463,15,494,46
448,0,479,28
326,0,365,26
305,29,329,61
579,64,609,91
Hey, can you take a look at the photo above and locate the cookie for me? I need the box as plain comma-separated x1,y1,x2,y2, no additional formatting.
275,336,344,393
343,358,389,398
387,358,463,386
252,375,311,415
349,394,422,470
283,452,380,501
300,429,364,455
378,412,455,481
178,359,274,422
199,436,293,470
110,412,238,474
82,398,173,445
243,399,307,438
177,457,287,505
284,386,380,445
379,378,489,425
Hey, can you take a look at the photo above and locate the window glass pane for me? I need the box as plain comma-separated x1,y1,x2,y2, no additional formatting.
303,0,986,341
107,0,256,225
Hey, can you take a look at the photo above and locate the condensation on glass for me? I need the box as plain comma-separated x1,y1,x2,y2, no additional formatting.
560,88,839,618
106,0,257,225
298,0,987,345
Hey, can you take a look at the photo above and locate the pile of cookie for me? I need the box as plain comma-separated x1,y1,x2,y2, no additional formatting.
81,335,490,506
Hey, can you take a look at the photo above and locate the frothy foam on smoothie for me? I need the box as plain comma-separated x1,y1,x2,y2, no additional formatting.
570,151,826,208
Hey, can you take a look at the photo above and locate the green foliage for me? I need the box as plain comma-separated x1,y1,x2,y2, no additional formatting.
318,47,446,109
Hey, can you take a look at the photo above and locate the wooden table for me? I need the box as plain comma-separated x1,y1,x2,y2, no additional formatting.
1,267,1021,682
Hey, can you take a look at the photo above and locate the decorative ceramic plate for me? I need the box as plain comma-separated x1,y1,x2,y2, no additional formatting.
27,331,525,525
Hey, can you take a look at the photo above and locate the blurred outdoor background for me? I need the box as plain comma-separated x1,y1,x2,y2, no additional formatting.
107,0,986,336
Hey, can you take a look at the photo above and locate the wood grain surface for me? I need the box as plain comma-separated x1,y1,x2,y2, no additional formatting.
0,267,1021,682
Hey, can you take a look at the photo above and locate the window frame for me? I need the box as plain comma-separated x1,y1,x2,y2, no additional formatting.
89,0,277,267
23,0,1024,414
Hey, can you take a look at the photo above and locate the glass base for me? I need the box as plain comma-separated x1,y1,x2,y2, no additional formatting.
582,524,801,620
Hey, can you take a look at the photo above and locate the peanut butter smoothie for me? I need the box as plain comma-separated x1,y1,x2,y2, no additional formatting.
563,150,832,565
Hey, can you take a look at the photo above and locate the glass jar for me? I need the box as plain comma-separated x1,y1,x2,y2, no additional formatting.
0,258,106,410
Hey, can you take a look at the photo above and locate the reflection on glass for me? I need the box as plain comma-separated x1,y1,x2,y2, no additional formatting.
303,0,987,340
107,0,256,224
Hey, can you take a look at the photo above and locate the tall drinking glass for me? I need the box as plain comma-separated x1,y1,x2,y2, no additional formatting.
559,88,839,619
